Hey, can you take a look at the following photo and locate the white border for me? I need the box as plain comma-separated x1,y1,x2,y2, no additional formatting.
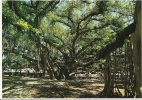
0,0,2,99
1,0,142,99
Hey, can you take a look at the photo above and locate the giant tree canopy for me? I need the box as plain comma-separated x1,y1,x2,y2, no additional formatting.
2,0,136,75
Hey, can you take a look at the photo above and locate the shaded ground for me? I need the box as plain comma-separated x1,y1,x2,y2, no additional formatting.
2,75,124,98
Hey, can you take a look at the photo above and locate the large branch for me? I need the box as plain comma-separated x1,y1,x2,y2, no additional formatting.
96,22,136,60
79,1,105,23
7,1,34,27
76,38,102,56
44,39,69,59
21,54,39,64
4,48,39,64
52,19,72,28
34,1,59,27
56,13,74,25
71,33,80,57
53,35,72,50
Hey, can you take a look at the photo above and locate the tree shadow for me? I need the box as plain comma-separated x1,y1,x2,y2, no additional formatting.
2,76,105,98
2,76,50,98
31,85,98,98
31,80,104,98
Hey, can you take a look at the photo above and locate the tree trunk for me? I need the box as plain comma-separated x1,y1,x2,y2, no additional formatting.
131,1,141,98
43,55,56,79
58,69,65,80
102,54,114,97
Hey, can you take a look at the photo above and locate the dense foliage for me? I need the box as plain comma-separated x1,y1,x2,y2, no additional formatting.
2,0,135,79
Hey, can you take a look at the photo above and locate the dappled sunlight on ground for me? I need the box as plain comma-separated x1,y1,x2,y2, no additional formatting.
3,75,121,98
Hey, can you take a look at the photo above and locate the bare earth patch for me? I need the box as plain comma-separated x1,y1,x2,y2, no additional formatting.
2,76,124,98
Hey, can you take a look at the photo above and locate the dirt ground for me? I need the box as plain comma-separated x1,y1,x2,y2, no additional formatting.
2,75,124,98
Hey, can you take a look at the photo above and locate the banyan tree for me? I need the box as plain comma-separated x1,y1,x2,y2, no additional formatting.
2,0,141,98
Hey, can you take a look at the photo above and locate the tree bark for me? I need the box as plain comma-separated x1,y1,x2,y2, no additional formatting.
131,1,141,97
103,54,114,97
